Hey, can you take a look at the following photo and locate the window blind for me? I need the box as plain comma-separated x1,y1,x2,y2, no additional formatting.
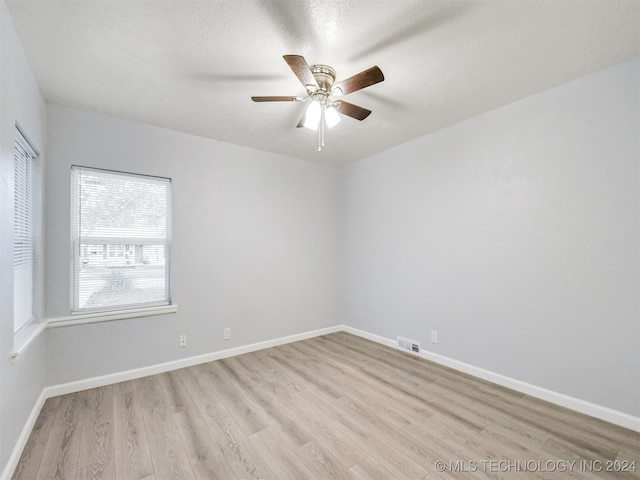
14,129,37,334
70,166,171,313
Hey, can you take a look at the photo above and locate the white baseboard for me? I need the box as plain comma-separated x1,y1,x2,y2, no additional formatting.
45,325,343,398
1,324,341,480
342,325,640,432
0,389,47,480
4,323,638,480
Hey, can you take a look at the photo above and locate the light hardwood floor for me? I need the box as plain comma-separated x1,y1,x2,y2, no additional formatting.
12,332,640,479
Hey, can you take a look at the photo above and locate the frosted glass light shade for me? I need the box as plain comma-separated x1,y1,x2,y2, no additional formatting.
325,106,341,128
304,101,321,130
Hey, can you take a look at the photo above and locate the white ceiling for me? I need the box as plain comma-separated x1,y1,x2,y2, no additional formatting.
6,0,640,165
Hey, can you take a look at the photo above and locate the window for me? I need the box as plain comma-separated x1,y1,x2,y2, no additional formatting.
14,128,37,334
71,166,171,314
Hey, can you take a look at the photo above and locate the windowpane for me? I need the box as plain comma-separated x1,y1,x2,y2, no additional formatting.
13,129,36,333
78,169,167,239
76,244,167,309
71,166,171,313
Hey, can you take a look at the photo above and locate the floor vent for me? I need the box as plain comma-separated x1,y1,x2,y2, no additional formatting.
397,336,420,354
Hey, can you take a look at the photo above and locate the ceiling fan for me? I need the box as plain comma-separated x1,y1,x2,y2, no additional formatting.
252,55,384,151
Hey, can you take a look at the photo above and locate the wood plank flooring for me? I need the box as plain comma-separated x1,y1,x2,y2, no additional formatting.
12,332,640,479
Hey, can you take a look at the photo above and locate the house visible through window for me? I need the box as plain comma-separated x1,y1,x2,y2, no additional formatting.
70,166,171,313
13,127,37,334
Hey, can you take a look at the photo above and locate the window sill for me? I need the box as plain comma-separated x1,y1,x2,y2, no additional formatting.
47,304,178,328
11,321,47,364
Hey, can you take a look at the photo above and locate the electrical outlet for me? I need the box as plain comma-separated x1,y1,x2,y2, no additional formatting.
179,334,187,348
431,330,438,344
224,327,231,340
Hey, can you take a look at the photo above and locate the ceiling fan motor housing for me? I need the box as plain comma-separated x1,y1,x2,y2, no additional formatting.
309,64,336,94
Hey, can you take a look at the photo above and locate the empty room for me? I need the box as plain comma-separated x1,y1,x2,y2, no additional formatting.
1,1,639,478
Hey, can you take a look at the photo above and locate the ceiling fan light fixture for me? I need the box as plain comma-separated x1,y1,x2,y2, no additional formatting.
325,105,341,128
303,101,321,130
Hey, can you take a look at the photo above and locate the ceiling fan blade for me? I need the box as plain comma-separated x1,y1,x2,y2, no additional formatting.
251,96,299,102
296,114,306,128
283,55,318,89
333,66,384,96
335,101,372,121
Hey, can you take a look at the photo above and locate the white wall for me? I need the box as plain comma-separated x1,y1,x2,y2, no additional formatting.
343,58,640,417
44,105,342,385
0,0,47,473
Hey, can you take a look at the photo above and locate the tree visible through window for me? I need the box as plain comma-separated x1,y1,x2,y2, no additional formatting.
71,166,171,313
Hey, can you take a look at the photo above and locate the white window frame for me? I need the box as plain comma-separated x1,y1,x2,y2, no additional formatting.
70,166,172,315
13,127,37,336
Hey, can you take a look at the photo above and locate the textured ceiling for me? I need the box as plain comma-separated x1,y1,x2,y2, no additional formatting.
5,0,640,165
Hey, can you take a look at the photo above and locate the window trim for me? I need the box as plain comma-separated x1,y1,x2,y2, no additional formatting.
13,304,179,361
70,165,172,315
48,304,178,327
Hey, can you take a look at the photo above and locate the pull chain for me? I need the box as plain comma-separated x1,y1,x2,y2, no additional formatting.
318,107,325,151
